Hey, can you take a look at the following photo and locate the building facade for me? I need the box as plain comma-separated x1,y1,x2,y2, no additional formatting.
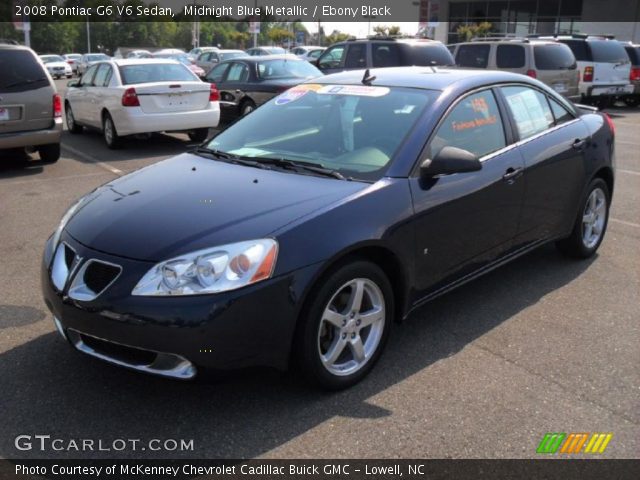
427,0,640,44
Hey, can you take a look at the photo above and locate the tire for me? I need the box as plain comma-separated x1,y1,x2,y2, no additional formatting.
294,260,394,390
556,178,610,258
38,143,60,163
65,103,83,134
240,100,256,116
102,112,121,149
188,128,209,143
623,96,640,107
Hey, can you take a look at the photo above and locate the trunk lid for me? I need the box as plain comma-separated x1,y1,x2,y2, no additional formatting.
133,81,211,113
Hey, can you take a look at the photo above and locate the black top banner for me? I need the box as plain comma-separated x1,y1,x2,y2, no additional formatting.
6,0,427,23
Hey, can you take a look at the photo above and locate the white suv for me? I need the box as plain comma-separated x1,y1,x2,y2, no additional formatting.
533,34,632,107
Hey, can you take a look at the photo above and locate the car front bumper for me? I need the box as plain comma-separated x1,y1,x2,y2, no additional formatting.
111,103,220,136
0,118,62,150
41,233,320,379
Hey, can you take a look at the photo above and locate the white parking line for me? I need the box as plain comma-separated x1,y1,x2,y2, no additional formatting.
61,144,124,176
616,140,640,147
618,169,640,176
610,218,640,228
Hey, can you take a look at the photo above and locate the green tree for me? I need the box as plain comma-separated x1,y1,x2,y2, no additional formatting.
456,22,493,41
325,30,350,45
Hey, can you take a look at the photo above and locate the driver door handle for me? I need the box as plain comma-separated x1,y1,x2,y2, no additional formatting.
572,138,587,150
502,166,523,182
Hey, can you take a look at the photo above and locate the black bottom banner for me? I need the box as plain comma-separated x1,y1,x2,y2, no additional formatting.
1,459,639,480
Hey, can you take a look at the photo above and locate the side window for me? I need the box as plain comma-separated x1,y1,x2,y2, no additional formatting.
345,44,367,68
496,45,525,68
501,86,554,140
226,63,249,82
548,96,574,125
429,90,506,159
80,65,98,86
318,45,345,69
206,63,229,83
93,64,110,87
455,44,490,68
372,43,401,67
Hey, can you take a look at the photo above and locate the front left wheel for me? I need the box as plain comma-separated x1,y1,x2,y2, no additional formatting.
294,260,393,390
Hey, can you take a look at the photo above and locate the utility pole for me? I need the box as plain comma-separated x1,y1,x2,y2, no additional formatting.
86,20,91,52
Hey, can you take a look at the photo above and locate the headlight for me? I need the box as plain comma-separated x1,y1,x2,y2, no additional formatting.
51,197,85,248
132,239,278,296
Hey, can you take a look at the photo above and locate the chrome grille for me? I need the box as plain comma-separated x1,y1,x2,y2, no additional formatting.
68,259,122,301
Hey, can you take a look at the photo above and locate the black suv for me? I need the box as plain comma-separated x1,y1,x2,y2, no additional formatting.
314,37,454,74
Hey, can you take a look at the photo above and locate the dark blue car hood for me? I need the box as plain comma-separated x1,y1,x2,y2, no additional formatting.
66,153,367,262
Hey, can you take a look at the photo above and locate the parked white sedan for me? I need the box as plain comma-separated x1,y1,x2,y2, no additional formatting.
64,59,220,148
40,55,73,79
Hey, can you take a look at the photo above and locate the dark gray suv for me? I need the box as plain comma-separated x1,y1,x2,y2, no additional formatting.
0,44,62,163
314,37,454,75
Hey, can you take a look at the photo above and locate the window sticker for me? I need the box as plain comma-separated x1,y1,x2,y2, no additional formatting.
274,84,322,105
317,85,390,97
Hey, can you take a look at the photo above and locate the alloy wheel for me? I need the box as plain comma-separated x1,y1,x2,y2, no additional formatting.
582,187,607,249
317,278,385,377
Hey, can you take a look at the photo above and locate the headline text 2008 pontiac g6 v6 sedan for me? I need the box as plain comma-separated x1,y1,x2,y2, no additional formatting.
42,67,614,389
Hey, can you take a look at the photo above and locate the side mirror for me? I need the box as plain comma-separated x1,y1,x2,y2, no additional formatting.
420,146,481,180
67,80,79,88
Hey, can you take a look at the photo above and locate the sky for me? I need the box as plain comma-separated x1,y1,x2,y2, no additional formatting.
303,22,420,39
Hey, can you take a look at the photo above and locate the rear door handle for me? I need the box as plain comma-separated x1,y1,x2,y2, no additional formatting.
502,167,523,182
572,138,587,149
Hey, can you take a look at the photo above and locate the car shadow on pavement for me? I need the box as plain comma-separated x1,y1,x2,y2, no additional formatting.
60,128,219,165
0,150,46,180
0,244,595,460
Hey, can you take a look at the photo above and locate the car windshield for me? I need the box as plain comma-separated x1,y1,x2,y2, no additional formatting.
155,53,190,65
41,55,64,63
0,50,48,92
534,44,577,70
119,63,197,84
257,59,321,79
207,85,438,181
88,54,108,62
65,54,81,60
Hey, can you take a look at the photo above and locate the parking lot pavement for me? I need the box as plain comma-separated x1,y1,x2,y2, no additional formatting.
0,96,638,460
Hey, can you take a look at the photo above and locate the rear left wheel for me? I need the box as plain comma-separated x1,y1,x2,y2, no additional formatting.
295,261,393,390
103,112,121,149
556,178,610,258
38,143,60,163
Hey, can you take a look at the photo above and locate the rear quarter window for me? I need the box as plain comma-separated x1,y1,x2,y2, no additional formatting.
0,49,49,93
559,40,590,61
588,40,629,63
455,44,490,68
496,45,525,68
534,44,577,70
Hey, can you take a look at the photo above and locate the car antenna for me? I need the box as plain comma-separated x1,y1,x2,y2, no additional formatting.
361,68,376,85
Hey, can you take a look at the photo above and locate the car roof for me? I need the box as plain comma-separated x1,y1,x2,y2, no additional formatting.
110,58,182,66
223,54,301,63
309,66,536,91
0,44,32,52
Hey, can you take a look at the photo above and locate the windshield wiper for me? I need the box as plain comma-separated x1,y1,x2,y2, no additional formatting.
191,147,269,170
249,157,346,180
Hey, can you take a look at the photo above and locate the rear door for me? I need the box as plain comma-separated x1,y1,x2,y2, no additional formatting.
71,64,99,123
498,84,589,245
84,63,113,127
217,61,250,113
532,43,580,98
0,48,53,134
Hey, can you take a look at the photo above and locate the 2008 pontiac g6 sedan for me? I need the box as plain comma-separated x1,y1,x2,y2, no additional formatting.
42,67,615,389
